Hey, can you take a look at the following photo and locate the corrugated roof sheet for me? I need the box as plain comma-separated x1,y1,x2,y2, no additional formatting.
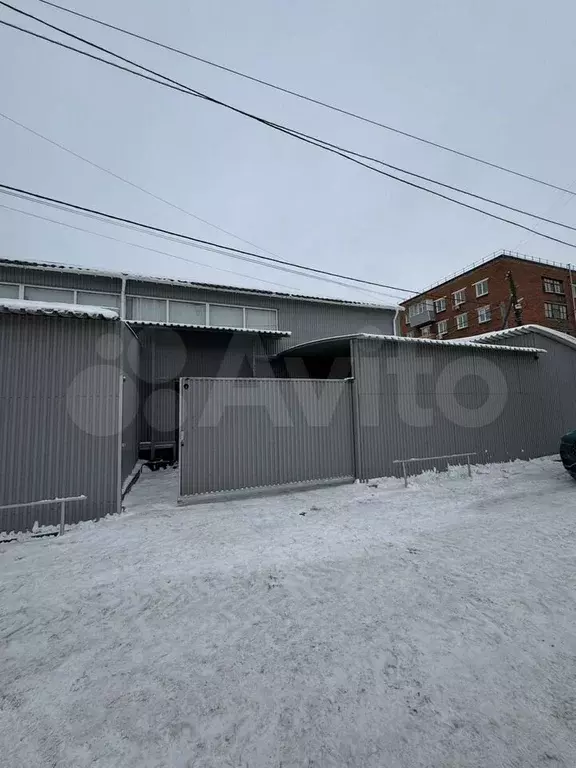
463,324,576,350
278,332,546,357
128,319,290,336
0,298,119,320
0,256,401,311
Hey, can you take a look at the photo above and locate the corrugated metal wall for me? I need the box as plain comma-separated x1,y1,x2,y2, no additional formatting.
121,324,140,482
351,338,546,479
0,315,120,533
179,378,354,497
477,331,576,451
0,264,122,293
126,279,395,347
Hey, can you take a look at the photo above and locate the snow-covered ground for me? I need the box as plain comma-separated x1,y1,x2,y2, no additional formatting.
2,458,576,767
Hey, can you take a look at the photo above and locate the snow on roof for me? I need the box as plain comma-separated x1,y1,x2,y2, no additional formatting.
0,257,400,312
462,324,576,350
278,332,547,357
0,298,119,320
128,319,291,336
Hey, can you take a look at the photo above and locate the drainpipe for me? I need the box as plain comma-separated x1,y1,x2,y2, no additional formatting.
120,276,127,320
393,306,402,336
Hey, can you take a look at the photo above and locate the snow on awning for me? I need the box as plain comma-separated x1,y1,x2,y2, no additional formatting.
277,332,547,358
0,298,119,320
128,319,290,336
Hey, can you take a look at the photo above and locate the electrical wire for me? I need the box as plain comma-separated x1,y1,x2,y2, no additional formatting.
4,4,576,237
3,11,576,252
34,0,576,199
0,201,405,302
0,183,416,294
0,111,290,260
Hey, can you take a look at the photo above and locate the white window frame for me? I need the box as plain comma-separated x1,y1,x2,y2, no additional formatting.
0,281,21,299
477,305,491,324
23,284,76,303
434,297,447,313
543,277,564,295
420,325,432,337
452,288,466,308
474,278,489,298
455,312,468,329
436,319,448,337
125,294,279,331
167,299,207,325
75,288,122,311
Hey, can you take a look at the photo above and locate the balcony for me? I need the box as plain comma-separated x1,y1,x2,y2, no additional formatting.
407,299,436,328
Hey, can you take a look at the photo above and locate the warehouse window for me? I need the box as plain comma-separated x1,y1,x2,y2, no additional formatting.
543,277,564,294
245,308,277,330
437,319,448,337
477,305,491,324
168,300,206,325
0,282,19,299
209,304,244,328
23,285,75,303
452,288,466,307
544,302,567,320
128,297,168,322
76,291,121,310
474,279,489,298
455,312,468,329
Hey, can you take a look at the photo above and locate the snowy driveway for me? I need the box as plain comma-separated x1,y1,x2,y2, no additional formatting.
2,458,576,767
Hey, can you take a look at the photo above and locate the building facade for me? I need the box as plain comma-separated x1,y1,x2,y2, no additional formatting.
400,251,576,340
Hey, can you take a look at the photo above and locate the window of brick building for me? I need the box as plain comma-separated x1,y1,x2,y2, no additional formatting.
455,312,468,329
421,325,432,337
452,288,466,308
474,278,489,298
543,277,564,294
437,319,448,337
434,297,447,313
544,302,567,320
477,305,491,324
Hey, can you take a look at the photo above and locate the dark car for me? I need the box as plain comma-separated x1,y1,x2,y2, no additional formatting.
560,429,576,480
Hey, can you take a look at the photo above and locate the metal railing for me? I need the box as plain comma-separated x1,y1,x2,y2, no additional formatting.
393,453,476,487
0,495,87,536
414,249,576,299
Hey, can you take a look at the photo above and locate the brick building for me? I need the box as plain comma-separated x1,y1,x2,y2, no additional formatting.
400,251,576,339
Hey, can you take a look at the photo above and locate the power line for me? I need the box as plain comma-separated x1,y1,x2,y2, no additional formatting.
0,202,300,292
0,111,289,260
34,0,576,199
0,201,403,302
5,5,576,237
0,183,417,293
3,12,576,251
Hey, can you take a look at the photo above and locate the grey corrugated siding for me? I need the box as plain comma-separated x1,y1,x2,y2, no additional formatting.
126,280,395,347
0,265,122,293
0,315,120,533
351,338,546,479
479,331,576,446
121,325,140,481
180,378,354,496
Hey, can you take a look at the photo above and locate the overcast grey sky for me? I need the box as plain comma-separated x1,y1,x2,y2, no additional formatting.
2,0,576,304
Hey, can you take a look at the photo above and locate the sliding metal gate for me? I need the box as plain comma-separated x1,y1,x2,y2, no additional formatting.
179,377,354,499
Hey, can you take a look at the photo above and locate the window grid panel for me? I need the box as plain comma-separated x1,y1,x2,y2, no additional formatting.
245,308,278,330
23,285,75,304
167,300,207,325
434,297,447,313
437,319,448,336
474,279,489,297
456,312,468,329
76,291,122,310
0,282,20,299
452,289,466,307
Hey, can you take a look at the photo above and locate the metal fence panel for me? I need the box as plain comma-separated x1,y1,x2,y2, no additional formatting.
179,378,354,497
